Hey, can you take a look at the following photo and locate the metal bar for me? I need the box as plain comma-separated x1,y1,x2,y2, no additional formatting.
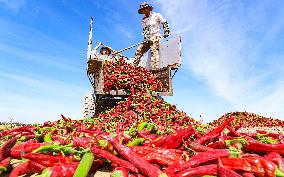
87,17,93,61
115,40,147,54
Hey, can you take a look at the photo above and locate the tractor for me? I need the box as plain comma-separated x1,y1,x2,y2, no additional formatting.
83,18,181,118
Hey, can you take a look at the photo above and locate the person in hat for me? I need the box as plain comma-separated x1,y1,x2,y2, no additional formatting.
133,2,170,70
93,42,113,61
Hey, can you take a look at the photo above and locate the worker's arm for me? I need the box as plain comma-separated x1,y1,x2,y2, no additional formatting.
93,42,102,59
157,13,170,38
162,21,170,38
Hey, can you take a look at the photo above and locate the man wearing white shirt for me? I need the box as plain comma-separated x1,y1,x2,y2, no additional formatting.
133,2,170,70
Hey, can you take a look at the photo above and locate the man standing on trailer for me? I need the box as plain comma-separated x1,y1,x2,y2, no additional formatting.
133,2,170,70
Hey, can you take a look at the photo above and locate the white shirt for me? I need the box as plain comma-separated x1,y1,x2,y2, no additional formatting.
142,12,167,39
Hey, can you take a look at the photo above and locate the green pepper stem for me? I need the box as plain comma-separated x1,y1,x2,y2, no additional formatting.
275,168,284,177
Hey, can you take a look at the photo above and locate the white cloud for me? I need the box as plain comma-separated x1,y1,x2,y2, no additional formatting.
0,68,89,123
0,0,25,12
156,0,284,119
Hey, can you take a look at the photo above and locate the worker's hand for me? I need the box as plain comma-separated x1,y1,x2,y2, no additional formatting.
164,31,170,38
98,42,103,46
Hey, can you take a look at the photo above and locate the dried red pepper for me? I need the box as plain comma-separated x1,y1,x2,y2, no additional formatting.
107,137,166,177
0,157,11,173
162,127,196,149
130,146,185,166
165,149,238,174
193,116,234,145
217,158,242,177
23,153,73,167
0,137,17,161
177,164,217,177
91,147,138,173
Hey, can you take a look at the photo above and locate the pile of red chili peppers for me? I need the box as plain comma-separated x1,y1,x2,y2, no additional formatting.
209,111,284,128
1,114,284,176
1,59,284,176
103,58,168,93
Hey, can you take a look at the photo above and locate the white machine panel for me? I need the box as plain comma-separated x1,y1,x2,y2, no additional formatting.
83,92,96,118
139,35,181,70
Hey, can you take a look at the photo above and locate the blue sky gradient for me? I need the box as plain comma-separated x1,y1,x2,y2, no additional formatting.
0,0,283,123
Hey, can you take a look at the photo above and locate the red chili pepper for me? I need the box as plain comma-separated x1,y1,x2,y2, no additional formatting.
72,137,97,149
0,157,11,172
264,152,284,172
23,153,73,167
28,160,46,174
165,149,234,175
241,172,255,177
193,116,234,145
207,140,226,149
244,140,284,154
9,161,31,177
91,147,138,173
130,146,185,166
107,137,165,177
176,164,217,177
11,141,48,159
0,137,17,161
220,157,270,177
8,126,36,135
162,127,196,149
143,135,167,147
187,142,213,152
45,162,79,177
217,158,242,177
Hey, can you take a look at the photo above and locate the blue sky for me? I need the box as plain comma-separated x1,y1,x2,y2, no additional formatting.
0,0,283,123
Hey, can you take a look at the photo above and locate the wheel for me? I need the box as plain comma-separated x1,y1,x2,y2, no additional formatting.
83,92,96,118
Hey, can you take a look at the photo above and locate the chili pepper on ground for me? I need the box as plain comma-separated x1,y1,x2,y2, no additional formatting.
220,157,284,177
244,140,284,154
162,127,196,149
23,153,73,167
241,172,255,177
111,167,129,177
261,158,277,177
10,141,43,159
193,116,234,145
9,161,31,177
0,157,11,173
73,152,94,177
226,126,241,137
91,147,138,173
0,137,17,161
107,137,166,177
90,159,103,172
165,149,239,175
36,162,79,177
176,164,217,177
29,160,46,174
130,146,185,166
72,137,97,149
264,152,284,172
217,158,242,177
143,135,167,147
187,142,213,152
207,141,226,149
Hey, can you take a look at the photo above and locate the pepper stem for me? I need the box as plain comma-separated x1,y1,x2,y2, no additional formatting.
275,168,284,177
